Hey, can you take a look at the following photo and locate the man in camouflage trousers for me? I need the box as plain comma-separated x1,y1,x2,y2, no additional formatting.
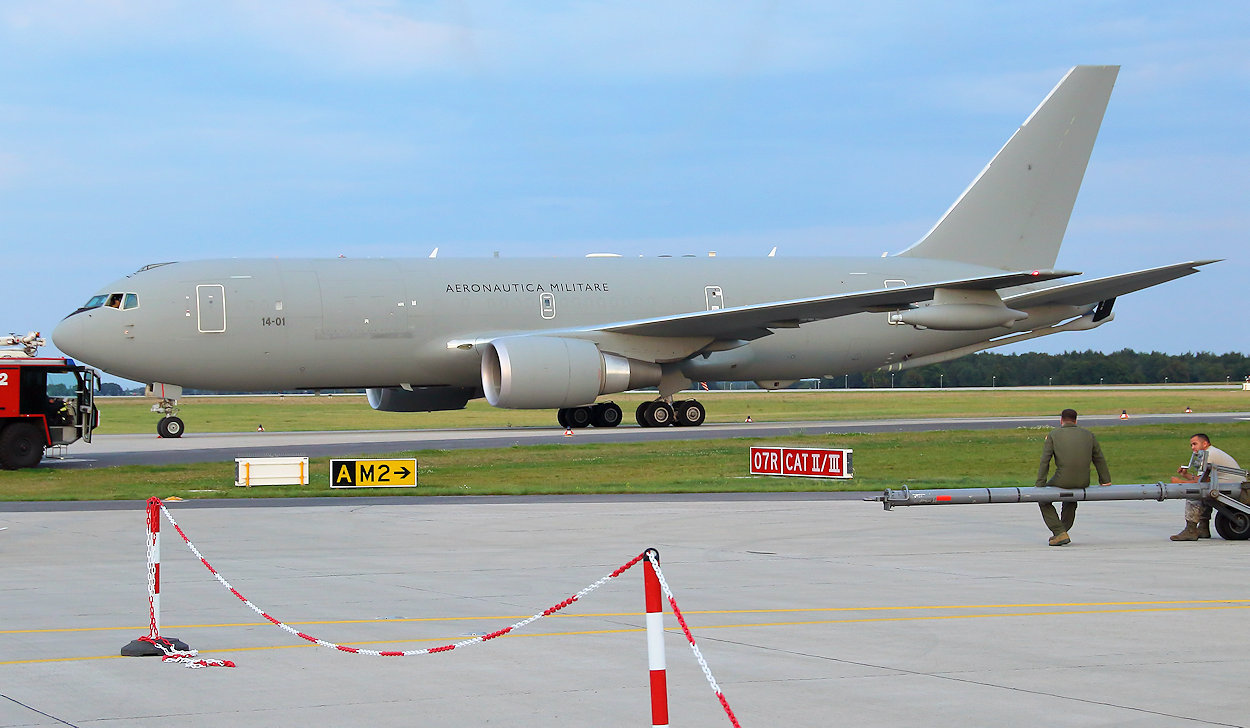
1035,409,1112,546
1169,433,1241,541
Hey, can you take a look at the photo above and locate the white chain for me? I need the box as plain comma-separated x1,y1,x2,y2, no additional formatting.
160,504,637,657
646,552,724,696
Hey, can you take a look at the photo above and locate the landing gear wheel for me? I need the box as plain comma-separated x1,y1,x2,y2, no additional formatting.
636,402,652,427
565,406,593,428
639,401,674,427
0,423,44,470
674,399,706,427
557,408,570,428
1214,510,1250,540
591,402,623,428
157,416,185,439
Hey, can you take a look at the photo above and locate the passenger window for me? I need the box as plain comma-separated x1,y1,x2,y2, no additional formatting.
123,293,139,310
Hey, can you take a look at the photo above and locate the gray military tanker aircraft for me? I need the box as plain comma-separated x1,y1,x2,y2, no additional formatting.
53,65,1213,437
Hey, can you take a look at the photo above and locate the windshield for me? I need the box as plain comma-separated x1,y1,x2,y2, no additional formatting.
78,292,138,311
81,294,109,310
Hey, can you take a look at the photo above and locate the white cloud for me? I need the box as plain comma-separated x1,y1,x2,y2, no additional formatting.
230,0,481,75
0,1,910,79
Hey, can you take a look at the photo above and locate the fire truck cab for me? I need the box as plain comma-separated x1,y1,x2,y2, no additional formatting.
0,356,99,469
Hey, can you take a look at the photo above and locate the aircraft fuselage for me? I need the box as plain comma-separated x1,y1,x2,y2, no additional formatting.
53,256,1064,391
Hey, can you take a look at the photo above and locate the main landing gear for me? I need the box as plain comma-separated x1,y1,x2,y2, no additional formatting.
635,399,705,428
555,399,708,428
557,402,624,429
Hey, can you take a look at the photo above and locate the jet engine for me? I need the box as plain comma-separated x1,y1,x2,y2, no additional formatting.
366,386,476,412
481,336,661,409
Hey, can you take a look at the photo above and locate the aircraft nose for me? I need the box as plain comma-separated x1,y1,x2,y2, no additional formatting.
51,314,87,359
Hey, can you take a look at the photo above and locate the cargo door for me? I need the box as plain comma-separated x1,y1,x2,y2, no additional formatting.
197,284,226,333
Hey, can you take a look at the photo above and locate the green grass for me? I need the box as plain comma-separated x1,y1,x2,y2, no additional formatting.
6,421,1247,502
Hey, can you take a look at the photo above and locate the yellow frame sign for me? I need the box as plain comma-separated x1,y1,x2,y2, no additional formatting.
330,459,418,488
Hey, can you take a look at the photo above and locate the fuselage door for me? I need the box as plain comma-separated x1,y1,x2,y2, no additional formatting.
197,284,226,333
705,286,724,311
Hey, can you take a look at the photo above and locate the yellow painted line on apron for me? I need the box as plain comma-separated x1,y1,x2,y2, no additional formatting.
3,601,1247,666
4,599,1246,636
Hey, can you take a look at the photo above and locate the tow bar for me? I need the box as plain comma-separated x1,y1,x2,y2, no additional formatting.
869,464,1250,540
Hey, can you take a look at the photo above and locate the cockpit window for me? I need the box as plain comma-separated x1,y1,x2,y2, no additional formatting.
80,292,137,311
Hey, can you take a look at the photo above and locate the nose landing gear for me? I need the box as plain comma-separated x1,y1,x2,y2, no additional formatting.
147,383,186,438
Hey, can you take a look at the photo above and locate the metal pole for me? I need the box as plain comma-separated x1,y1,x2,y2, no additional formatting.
122,498,190,656
643,548,669,728
871,472,1248,514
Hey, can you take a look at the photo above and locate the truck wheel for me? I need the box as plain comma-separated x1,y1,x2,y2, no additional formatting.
0,422,45,470
1214,510,1250,541
157,416,185,439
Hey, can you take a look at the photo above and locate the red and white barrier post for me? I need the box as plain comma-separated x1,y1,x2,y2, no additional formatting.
644,548,669,728
121,497,190,656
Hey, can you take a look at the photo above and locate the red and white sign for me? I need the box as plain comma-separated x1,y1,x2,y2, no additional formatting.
749,446,853,479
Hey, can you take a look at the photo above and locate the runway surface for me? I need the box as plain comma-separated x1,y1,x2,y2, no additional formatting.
43,411,1250,468
2,494,1246,727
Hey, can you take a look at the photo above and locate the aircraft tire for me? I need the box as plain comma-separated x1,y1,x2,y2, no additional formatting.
674,400,706,427
0,422,44,470
557,408,570,427
157,416,185,439
636,402,652,427
566,406,593,428
591,402,622,427
644,402,674,427
1214,510,1250,541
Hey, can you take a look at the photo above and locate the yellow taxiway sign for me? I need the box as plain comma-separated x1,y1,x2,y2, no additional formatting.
330,459,418,488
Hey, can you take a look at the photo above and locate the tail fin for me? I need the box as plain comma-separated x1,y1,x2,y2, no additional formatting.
898,65,1119,270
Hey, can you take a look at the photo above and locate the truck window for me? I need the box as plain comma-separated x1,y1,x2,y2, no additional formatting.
45,371,78,425
46,371,78,397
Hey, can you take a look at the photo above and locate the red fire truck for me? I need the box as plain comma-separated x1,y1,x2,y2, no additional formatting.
1,333,99,469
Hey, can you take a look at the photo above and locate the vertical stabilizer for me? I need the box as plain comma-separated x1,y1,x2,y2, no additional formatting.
898,65,1119,270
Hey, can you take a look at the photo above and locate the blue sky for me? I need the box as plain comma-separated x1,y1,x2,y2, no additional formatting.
2,1,1246,376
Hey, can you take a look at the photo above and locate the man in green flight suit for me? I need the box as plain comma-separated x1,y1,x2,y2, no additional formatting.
1035,409,1112,546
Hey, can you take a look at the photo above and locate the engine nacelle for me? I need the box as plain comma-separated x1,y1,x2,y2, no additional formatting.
897,303,1028,330
366,386,475,412
895,288,1027,330
481,336,661,409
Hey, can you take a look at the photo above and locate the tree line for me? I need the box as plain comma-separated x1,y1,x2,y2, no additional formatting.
708,349,1250,389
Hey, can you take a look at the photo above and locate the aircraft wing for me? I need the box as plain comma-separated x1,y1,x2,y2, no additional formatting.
595,269,1077,340
1004,260,1217,309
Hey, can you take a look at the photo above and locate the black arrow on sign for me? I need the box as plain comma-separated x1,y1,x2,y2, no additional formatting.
395,466,412,480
